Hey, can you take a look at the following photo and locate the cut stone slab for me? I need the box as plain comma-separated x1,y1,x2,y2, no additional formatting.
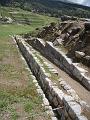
45,73,51,77
76,115,88,120
43,97,50,106
75,51,85,58
85,56,90,60
51,117,58,120
68,101,82,119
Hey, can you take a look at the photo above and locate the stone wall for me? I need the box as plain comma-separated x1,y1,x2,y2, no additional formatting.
15,36,88,120
27,38,90,91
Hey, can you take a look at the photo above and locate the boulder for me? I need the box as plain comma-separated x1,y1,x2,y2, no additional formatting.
61,15,77,21
6,17,13,23
53,38,63,46
84,55,90,60
75,51,85,59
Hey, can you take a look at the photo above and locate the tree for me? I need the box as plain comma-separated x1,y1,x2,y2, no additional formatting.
0,0,13,5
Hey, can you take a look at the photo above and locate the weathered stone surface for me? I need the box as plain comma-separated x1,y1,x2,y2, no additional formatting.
52,97,58,107
45,72,51,77
76,115,88,120
53,38,62,46
64,95,75,102
63,95,74,111
75,51,85,59
43,97,50,106
37,88,43,94
72,66,83,81
60,80,67,86
82,77,90,90
68,102,81,119
51,116,58,120
63,56,72,70
63,84,71,91
85,56,90,60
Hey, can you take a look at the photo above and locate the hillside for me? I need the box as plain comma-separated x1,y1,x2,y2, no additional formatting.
0,0,90,18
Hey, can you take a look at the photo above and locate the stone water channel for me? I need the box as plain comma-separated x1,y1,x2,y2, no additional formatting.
14,36,90,120
26,38,90,106
13,36,58,120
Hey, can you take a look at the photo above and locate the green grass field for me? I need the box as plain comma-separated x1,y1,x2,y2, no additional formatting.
0,7,58,38
0,7,58,120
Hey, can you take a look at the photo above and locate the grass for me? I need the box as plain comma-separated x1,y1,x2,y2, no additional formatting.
0,7,58,39
9,108,19,120
0,6,58,119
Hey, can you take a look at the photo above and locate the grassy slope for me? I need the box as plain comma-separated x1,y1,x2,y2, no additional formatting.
0,7,57,120
0,7,57,38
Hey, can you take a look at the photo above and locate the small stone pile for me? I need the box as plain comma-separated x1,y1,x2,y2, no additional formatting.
37,22,60,42
61,15,78,21
0,16,13,24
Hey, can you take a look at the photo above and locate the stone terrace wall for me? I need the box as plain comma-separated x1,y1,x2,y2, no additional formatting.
15,36,88,120
27,38,90,91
